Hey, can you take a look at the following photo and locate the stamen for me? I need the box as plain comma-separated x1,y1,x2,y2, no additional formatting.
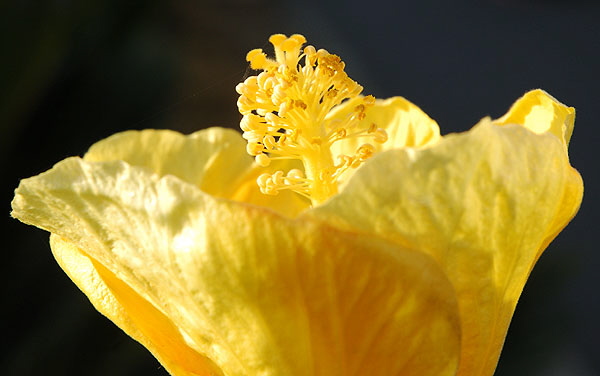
238,34,388,205
255,153,270,167
374,128,388,143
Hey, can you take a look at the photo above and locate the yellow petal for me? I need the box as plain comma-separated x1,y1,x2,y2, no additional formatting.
329,96,441,156
12,157,461,376
84,127,254,200
229,158,311,217
327,96,441,187
49,235,222,376
495,89,575,151
312,118,583,376
84,128,310,216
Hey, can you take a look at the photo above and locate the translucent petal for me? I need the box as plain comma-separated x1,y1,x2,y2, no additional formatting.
312,119,583,376
49,235,222,376
84,128,310,217
84,128,253,200
12,157,461,376
230,158,311,217
328,96,441,157
495,89,575,149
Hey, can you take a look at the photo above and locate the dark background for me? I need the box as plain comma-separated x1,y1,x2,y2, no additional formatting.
2,0,598,375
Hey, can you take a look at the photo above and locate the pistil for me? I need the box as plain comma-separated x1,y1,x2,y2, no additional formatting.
236,34,388,206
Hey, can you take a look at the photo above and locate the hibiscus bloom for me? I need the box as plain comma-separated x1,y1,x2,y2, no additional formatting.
11,34,582,376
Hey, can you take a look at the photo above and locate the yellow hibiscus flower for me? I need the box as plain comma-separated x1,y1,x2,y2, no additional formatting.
11,34,582,376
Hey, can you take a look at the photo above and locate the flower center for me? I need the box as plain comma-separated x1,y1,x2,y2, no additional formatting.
236,34,388,206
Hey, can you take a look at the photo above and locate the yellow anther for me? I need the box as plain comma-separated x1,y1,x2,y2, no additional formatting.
244,75,258,87
272,171,285,185
278,134,287,146
255,153,271,167
257,173,270,187
237,96,253,115
287,169,304,180
234,83,246,95
356,143,376,161
240,114,265,132
294,99,307,110
335,128,347,139
257,173,278,195
290,129,301,141
374,128,388,143
304,45,317,66
304,45,316,55
257,72,270,88
278,101,290,117
235,77,258,98
318,166,339,185
354,104,368,121
242,131,261,143
337,155,353,167
246,142,264,156
271,86,287,106
263,135,277,150
238,34,388,205
316,49,329,58
363,95,376,105
318,54,344,76
240,116,253,132
264,112,279,125
326,89,339,98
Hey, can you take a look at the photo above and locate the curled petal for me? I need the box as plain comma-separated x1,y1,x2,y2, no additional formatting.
328,96,441,187
495,89,575,150
84,128,253,199
312,115,583,376
49,235,222,376
12,157,461,376
328,96,441,155
84,128,310,216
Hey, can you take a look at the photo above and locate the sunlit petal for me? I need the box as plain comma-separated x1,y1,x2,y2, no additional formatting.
495,89,575,149
11,31,583,376
327,96,440,187
329,96,440,154
12,157,461,376
49,235,222,376
312,117,583,376
84,128,253,199
229,158,311,217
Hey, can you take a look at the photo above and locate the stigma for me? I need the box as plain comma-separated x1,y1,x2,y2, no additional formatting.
236,34,388,205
